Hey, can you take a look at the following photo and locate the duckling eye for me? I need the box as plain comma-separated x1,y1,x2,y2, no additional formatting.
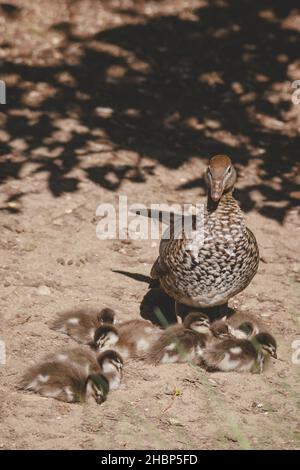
227,166,232,174
207,167,212,178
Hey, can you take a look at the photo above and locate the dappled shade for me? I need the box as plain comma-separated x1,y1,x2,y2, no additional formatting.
0,0,300,222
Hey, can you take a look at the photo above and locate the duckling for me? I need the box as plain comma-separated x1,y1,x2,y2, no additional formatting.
93,319,161,359
225,311,267,338
210,311,268,340
149,155,259,312
145,312,211,365
19,361,109,404
199,332,277,373
50,307,115,344
48,348,123,391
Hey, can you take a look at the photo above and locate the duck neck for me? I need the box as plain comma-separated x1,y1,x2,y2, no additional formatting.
207,189,236,214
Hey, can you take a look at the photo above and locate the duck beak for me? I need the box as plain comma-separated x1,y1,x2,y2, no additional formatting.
210,180,223,202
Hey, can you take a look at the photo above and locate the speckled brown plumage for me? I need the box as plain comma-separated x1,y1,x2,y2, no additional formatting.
151,156,259,308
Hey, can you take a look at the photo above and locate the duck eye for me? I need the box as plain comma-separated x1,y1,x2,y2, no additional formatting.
227,167,232,174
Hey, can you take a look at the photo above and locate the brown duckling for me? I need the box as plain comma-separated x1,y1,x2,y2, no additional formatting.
49,348,123,391
225,311,267,338
19,361,109,404
198,332,277,373
50,307,115,344
93,319,161,359
145,312,211,365
210,311,268,340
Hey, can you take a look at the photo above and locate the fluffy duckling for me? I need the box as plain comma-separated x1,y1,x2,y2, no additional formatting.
145,312,211,365
199,332,277,373
210,312,268,340
50,307,115,344
48,348,123,391
93,319,161,359
225,311,267,338
19,361,109,404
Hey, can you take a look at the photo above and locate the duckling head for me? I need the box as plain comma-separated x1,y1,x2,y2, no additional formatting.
94,325,119,350
254,332,277,359
97,349,124,374
236,321,255,338
210,320,232,339
86,373,109,404
206,155,237,202
98,308,115,325
184,312,210,334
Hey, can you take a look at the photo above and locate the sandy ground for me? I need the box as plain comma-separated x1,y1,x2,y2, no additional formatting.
0,0,300,450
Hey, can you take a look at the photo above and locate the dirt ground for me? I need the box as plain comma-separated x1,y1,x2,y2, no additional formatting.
0,0,300,450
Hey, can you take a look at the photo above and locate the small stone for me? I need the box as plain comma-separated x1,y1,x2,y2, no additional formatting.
53,219,63,226
36,285,51,296
56,257,65,266
15,225,25,233
3,280,11,287
252,401,264,409
208,378,218,387
67,259,73,266
277,370,288,379
165,417,184,427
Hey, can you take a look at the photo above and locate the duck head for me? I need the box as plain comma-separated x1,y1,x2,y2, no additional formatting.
254,332,277,359
206,155,237,202
183,312,210,334
85,373,109,404
236,321,255,338
98,308,116,325
210,320,232,339
93,325,119,350
97,349,124,375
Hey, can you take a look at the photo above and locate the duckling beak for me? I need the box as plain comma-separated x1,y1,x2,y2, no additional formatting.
95,395,105,404
272,351,277,359
210,180,223,202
